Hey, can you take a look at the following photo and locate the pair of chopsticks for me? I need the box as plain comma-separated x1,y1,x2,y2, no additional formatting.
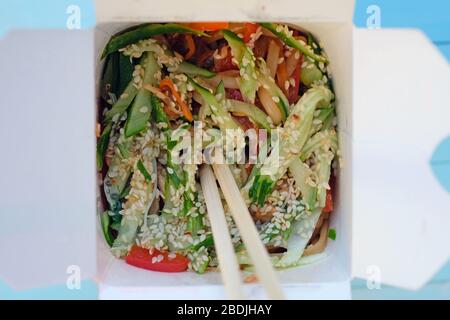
199,164,285,300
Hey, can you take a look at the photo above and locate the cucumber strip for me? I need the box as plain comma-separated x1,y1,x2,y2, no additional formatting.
104,80,139,124
124,53,160,138
227,99,272,132
190,234,214,251
187,76,240,131
301,63,323,87
111,157,157,258
176,61,216,78
104,139,133,212
276,209,322,268
223,30,259,103
300,129,338,162
215,80,225,102
245,86,334,205
260,23,328,64
311,107,334,134
289,158,318,211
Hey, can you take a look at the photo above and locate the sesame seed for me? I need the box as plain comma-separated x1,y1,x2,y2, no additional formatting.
139,106,149,113
289,78,296,87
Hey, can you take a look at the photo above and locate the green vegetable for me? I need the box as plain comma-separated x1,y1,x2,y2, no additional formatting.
328,228,337,241
112,158,157,258
101,52,119,99
227,99,272,132
198,81,225,120
117,142,130,159
118,53,135,94
101,23,207,59
316,149,334,208
196,257,210,274
119,39,214,80
111,215,141,257
104,139,133,212
153,97,198,223
289,158,317,211
104,80,139,124
97,123,111,170
321,108,335,131
312,107,334,134
124,52,160,138
223,30,259,103
101,211,114,246
187,214,203,235
301,63,323,87
124,90,152,137
187,76,240,131
119,183,131,199
137,159,152,181
246,86,334,206
190,248,210,274
300,129,338,162
191,234,214,251
152,95,183,189
215,81,226,102
276,209,322,268
152,94,169,124
176,61,216,78
260,23,328,64
292,130,337,212
110,220,122,232
101,52,137,127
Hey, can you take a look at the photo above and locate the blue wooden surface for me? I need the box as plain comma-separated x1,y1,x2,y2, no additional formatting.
352,0,450,299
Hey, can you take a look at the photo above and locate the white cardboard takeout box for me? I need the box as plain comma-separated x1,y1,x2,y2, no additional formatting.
0,0,449,299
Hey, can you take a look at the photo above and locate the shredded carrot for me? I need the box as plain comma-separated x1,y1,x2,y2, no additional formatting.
188,22,229,31
159,78,193,122
276,60,289,95
163,104,181,120
184,34,196,60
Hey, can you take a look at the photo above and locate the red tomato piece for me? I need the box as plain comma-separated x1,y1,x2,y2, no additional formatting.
243,23,259,43
125,245,190,273
188,22,229,31
323,189,334,213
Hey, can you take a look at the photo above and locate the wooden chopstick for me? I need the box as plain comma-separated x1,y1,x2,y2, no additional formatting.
199,165,245,300
212,164,285,300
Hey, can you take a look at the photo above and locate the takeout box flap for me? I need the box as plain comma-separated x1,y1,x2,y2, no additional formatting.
0,30,97,290
95,0,355,24
352,28,450,290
